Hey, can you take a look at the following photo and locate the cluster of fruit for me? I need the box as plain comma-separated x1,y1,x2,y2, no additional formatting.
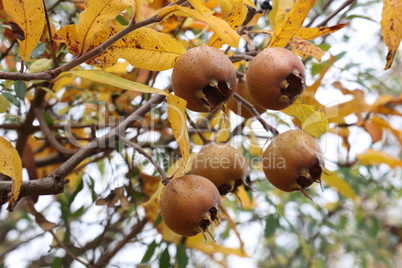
159,46,325,238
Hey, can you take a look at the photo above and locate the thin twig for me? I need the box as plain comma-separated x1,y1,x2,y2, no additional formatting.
185,111,210,145
34,107,78,155
93,218,147,267
233,92,279,136
49,229,91,267
315,0,356,27
0,0,187,82
118,134,169,185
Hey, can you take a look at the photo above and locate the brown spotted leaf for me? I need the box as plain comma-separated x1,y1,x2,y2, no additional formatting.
3,0,45,60
381,0,402,69
54,26,186,71
269,0,316,47
75,0,134,54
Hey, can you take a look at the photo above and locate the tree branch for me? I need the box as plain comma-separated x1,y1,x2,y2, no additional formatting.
0,0,187,82
233,92,279,136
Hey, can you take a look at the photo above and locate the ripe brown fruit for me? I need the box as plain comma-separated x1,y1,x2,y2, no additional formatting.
159,175,222,237
172,46,237,112
262,129,324,199
246,47,306,110
191,143,248,195
226,75,267,118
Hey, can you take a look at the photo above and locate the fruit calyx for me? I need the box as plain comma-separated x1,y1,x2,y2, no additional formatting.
279,69,306,105
197,80,234,111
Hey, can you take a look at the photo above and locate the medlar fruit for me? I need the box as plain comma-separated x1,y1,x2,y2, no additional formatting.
226,75,267,119
159,175,222,237
246,47,306,110
262,129,324,199
172,46,237,112
191,143,248,195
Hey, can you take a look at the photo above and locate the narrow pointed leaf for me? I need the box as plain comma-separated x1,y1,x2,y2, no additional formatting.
269,0,316,47
76,0,133,53
159,5,240,47
0,137,23,210
381,0,402,69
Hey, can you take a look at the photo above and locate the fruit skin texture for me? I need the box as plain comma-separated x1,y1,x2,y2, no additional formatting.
262,129,324,194
246,47,306,110
172,46,237,112
227,75,267,119
191,143,248,195
159,175,222,237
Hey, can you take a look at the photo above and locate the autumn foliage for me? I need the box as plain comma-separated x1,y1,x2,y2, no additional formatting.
0,0,402,267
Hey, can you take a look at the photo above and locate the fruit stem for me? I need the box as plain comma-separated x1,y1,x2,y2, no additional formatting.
233,92,279,136
186,111,211,145
118,134,169,185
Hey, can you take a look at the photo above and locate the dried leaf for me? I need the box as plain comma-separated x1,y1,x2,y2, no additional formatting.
35,213,57,231
289,36,325,61
0,137,23,210
369,116,402,145
363,119,383,143
159,5,240,47
380,0,402,69
269,0,316,47
3,0,45,60
357,149,402,168
321,170,356,200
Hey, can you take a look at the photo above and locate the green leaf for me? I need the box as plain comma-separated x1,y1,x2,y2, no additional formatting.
0,94,10,113
264,214,278,238
2,92,20,107
116,14,129,25
14,80,27,100
175,242,188,268
50,257,63,268
159,246,171,268
30,42,46,58
141,240,158,263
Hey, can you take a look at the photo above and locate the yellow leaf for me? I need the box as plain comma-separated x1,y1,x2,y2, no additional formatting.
381,0,402,69
53,26,186,71
281,99,328,137
75,0,133,53
321,170,356,200
159,5,240,47
237,186,257,209
296,24,348,40
370,116,402,145
188,0,214,16
269,0,316,47
0,137,23,208
64,70,189,166
3,0,45,60
166,94,190,168
289,36,325,61
220,0,243,14
268,0,295,30
357,149,402,168
208,4,248,48
186,233,249,257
